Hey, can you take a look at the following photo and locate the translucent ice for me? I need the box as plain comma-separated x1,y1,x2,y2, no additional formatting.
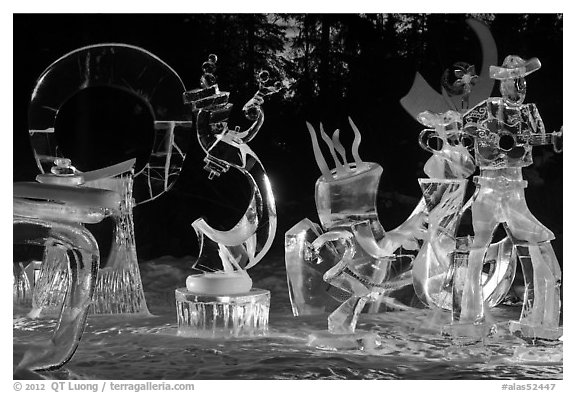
26,44,193,315
14,182,119,370
177,59,282,337
285,119,426,334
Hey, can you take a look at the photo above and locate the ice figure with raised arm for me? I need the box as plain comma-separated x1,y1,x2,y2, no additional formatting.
175,55,282,337
285,118,426,335
456,55,563,340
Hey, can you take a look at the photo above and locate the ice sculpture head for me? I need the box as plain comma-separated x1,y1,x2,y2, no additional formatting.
491,55,540,105
442,62,478,97
417,110,475,179
200,54,218,88
185,55,283,179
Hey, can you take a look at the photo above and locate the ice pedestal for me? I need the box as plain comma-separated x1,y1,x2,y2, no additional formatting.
83,174,148,315
175,288,270,338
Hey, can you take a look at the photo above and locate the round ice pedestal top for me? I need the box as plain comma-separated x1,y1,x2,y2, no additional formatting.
185,271,253,296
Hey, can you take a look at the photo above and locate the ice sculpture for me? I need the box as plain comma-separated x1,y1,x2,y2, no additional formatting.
26,44,193,314
455,55,563,339
412,108,518,319
285,119,426,335
401,20,521,335
14,160,121,370
175,55,281,337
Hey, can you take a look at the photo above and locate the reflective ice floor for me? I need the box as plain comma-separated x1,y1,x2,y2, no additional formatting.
13,254,562,380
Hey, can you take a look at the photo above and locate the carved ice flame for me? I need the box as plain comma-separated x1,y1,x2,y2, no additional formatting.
305,117,368,180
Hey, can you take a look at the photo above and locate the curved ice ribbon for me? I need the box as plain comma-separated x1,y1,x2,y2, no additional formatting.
14,218,100,371
193,103,277,271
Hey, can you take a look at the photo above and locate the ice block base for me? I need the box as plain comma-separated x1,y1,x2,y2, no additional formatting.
441,322,497,340
307,331,381,351
175,288,270,338
509,321,563,341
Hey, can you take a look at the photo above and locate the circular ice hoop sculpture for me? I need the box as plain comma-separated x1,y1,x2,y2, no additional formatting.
28,43,190,198
26,43,193,315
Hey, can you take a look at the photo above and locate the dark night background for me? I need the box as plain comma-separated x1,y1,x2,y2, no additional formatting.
13,14,563,276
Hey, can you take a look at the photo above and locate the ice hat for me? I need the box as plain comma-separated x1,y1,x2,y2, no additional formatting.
490,55,541,80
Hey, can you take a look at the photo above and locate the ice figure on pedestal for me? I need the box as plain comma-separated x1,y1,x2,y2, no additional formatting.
456,55,563,340
285,118,426,335
175,55,282,337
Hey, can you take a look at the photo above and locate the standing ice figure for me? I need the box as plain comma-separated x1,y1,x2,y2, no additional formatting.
401,20,529,335
412,94,518,315
285,119,426,335
459,55,562,339
175,55,281,337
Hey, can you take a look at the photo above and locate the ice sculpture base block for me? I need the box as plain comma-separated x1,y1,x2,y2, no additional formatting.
509,321,563,341
307,331,381,351
175,288,270,338
441,322,497,340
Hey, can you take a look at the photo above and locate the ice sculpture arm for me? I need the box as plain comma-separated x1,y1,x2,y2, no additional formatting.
377,206,428,253
238,73,283,143
524,104,562,152
14,218,99,371
527,103,545,135
418,110,476,179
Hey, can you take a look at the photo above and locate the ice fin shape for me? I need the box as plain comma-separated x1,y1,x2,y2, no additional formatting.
319,123,343,171
306,117,369,182
349,117,364,169
306,122,332,179
332,129,349,168
401,18,497,119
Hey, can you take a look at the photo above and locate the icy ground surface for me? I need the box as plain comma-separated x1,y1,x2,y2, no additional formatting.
14,254,562,380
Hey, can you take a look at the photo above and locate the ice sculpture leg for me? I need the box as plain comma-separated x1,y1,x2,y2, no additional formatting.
509,242,561,339
14,218,99,371
85,174,149,315
460,191,500,324
328,296,369,334
284,219,345,315
503,190,561,339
